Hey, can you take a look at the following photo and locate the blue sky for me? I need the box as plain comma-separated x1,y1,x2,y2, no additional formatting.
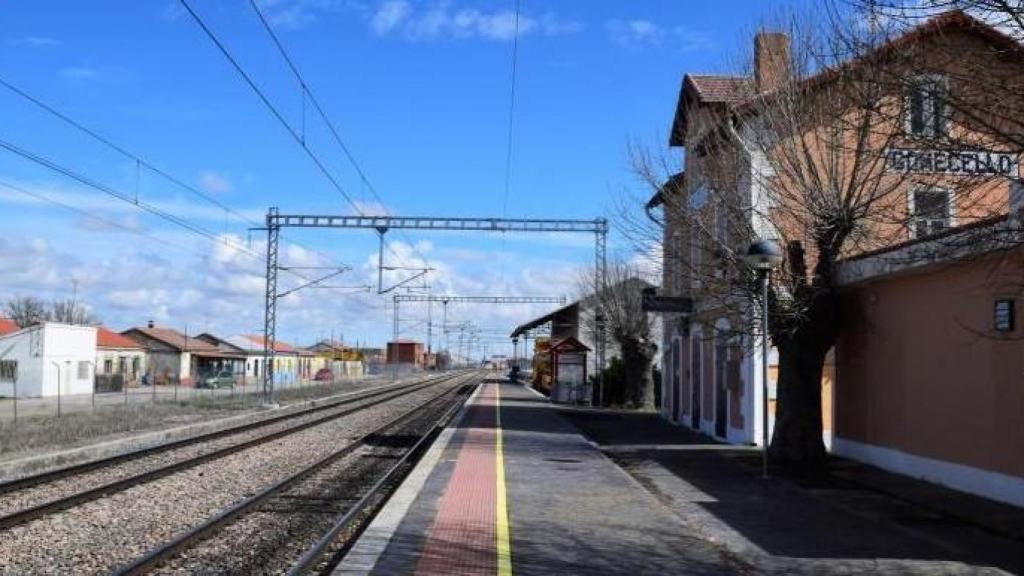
0,0,787,354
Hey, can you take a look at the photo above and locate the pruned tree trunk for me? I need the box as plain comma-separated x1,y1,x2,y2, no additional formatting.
620,339,655,409
770,339,828,472
769,280,840,474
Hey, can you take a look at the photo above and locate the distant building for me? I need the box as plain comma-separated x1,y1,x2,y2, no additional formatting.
95,326,146,389
512,278,661,403
0,322,96,397
225,334,300,386
123,324,243,387
387,340,423,365
0,319,17,336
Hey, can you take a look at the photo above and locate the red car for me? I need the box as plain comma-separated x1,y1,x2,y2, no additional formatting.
313,368,334,383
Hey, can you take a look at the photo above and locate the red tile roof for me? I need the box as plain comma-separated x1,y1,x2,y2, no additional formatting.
687,75,755,104
125,326,241,357
0,319,18,336
671,10,1017,146
96,326,143,349
241,335,296,353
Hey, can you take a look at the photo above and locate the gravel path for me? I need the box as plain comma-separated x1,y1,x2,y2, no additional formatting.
0,373,475,575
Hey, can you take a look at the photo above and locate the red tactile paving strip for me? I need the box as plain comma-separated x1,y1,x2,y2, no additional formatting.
415,384,499,576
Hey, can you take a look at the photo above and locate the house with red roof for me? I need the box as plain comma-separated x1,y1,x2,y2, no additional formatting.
122,322,244,387
225,334,301,388
0,318,18,336
95,326,146,389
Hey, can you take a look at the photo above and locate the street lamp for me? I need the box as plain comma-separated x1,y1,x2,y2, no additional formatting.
744,239,783,479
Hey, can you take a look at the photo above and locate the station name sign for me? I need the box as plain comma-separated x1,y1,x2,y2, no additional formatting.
885,148,1018,176
641,289,693,314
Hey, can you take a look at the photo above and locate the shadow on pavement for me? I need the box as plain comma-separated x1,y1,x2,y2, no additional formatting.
555,407,1024,574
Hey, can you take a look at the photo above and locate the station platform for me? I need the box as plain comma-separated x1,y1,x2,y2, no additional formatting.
336,380,736,576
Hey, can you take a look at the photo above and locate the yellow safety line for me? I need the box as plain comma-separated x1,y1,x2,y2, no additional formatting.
495,384,513,576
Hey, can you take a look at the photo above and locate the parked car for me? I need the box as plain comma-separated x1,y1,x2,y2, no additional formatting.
198,369,235,389
313,368,334,383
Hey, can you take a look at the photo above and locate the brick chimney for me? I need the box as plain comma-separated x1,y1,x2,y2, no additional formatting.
147,320,154,329
754,32,790,93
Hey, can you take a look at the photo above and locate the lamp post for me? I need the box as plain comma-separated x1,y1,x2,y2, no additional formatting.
744,239,783,479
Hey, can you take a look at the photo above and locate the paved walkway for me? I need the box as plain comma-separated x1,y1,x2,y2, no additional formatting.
562,409,1024,576
338,382,742,575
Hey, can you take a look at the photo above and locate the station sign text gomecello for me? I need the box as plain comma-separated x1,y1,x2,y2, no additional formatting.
885,148,1018,176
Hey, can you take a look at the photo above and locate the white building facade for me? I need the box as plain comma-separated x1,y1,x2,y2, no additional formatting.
0,323,97,398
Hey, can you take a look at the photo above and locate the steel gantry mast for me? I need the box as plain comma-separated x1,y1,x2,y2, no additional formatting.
262,207,280,403
262,211,610,395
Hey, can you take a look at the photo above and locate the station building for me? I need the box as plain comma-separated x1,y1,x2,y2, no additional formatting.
654,11,1024,449
834,214,1024,506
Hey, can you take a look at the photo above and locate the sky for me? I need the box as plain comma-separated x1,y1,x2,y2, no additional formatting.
0,0,793,355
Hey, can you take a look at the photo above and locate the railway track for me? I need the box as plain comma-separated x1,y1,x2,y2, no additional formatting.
113,370,482,575
0,371,471,532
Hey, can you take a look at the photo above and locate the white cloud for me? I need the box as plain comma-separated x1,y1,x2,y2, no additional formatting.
607,19,663,47
0,181,590,349
606,19,712,52
370,1,581,42
59,66,99,81
9,36,61,48
371,0,411,35
198,170,233,194
352,199,391,216
252,0,369,30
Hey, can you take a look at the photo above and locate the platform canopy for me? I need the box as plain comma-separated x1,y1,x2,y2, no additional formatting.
510,301,578,339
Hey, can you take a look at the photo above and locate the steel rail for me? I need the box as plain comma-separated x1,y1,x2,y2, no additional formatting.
286,373,474,575
112,371,482,576
0,372,469,530
0,374,452,497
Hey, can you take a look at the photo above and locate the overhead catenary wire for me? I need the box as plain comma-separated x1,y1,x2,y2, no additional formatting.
0,178,209,259
244,0,433,272
178,0,420,277
499,0,523,294
0,136,335,293
177,0,362,215
0,75,351,272
501,0,522,219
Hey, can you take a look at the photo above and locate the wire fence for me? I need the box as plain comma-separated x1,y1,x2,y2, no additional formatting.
0,375,376,424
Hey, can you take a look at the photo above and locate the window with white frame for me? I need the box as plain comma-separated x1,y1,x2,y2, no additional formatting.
0,360,16,382
906,76,948,138
910,187,953,238
77,361,90,380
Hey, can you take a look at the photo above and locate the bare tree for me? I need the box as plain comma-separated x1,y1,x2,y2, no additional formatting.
49,298,95,326
3,296,48,328
580,263,657,409
620,7,1013,471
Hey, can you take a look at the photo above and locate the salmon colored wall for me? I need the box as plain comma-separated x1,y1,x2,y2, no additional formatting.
836,247,1024,478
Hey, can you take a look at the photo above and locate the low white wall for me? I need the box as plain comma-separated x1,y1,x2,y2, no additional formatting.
833,436,1024,508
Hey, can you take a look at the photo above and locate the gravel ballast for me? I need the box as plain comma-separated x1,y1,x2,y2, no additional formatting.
0,373,474,575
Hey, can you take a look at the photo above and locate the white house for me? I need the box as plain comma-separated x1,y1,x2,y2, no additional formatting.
0,322,97,398
225,335,300,387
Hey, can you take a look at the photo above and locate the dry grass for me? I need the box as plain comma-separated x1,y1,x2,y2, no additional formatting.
0,379,379,460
